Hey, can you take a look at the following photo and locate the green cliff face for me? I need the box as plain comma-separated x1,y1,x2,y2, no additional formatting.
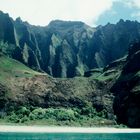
1,36,140,127
1,11,140,127
1,11,140,78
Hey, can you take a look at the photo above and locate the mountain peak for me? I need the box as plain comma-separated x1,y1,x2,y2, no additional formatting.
15,17,22,23
48,20,85,28
0,10,9,17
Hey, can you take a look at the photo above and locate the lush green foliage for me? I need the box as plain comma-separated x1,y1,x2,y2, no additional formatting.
3,105,110,126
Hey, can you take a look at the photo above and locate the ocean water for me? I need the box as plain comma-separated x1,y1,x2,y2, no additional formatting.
0,133,140,140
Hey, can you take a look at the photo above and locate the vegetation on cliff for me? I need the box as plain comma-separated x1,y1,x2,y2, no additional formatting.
0,11,140,128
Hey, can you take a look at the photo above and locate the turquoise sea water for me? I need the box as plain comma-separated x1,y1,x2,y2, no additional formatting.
0,133,140,140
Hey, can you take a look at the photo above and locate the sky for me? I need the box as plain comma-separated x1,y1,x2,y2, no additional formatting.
0,0,140,26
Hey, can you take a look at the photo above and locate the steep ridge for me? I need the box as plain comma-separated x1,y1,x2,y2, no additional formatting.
111,42,140,127
1,11,140,77
90,20,140,67
29,20,95,77
1,42,140,127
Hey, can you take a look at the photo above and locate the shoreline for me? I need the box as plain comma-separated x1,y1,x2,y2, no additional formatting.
0,126,140,133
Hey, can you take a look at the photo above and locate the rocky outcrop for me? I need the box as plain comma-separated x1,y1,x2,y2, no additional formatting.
0,83,8,109
111,42,140,128
1,11,140,77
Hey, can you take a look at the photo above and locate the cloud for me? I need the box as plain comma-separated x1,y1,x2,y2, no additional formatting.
119,0,140,9
131,12,140,18
129,0,140,8
0,0,113,26
121,0,140,19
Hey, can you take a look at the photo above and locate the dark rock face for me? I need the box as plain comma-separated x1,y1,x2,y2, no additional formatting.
0,11,16,44
1,11,140,77
91,20,140,67
0,83,8,109
111,42,140,128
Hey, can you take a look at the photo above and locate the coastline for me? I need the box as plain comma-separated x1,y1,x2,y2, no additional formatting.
0,125,140,133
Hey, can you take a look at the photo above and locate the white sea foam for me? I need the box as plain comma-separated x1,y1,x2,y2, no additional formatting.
0,126,140,133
